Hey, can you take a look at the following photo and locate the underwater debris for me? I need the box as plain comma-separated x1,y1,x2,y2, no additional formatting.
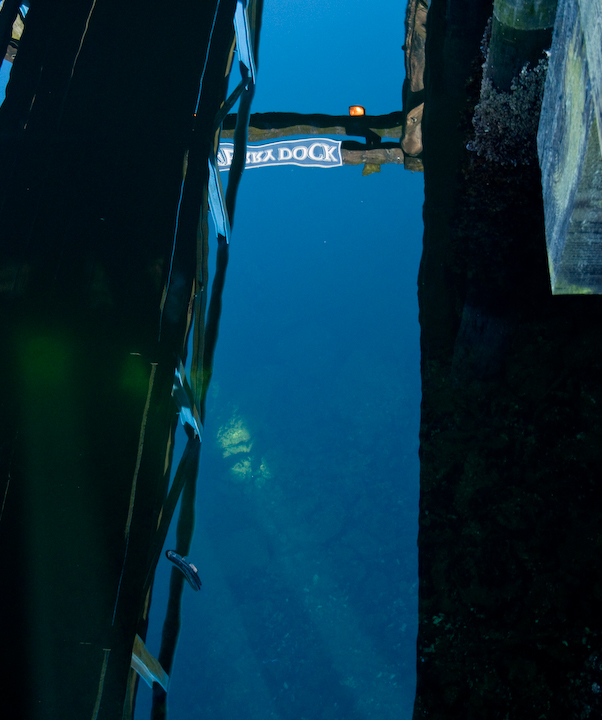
131,634,169,691
165,550,202,591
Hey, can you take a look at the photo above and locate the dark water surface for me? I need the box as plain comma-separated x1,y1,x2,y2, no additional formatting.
0,1,422,717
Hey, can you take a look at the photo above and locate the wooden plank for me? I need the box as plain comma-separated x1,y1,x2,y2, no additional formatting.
578,0,602,151
537,0,602,292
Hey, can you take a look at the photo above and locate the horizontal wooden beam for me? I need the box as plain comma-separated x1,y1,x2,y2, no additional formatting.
222,111,403,142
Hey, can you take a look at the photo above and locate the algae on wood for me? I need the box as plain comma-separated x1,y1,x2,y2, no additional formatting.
537,0,602,293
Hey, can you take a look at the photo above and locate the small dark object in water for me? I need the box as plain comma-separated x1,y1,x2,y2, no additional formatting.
165,550,202,591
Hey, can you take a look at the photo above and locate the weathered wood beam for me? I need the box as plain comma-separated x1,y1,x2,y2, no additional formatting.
538,0,602,293
221,111,403,142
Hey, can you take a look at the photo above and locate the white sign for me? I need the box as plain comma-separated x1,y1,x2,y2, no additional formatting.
218,137,343,171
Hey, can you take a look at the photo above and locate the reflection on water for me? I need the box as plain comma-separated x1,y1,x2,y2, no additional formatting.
136,163,423,719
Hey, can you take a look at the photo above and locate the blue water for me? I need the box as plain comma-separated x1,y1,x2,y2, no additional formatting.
136,160,423,719
1,0,422,715
136,1,423,716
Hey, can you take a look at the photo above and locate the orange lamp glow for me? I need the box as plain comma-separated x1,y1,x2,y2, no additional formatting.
349,105,365,116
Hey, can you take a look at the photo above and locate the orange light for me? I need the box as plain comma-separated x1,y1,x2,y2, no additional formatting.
349,105,365,116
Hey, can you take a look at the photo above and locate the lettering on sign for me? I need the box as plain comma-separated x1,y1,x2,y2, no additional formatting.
218,138,343,170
